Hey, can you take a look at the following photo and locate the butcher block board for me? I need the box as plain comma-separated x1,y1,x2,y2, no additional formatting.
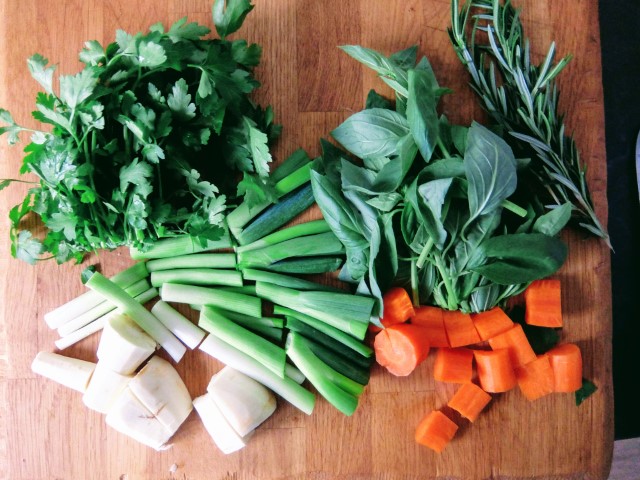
0,1,613,479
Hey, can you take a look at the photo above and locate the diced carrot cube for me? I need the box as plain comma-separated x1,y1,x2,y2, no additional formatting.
415,410,458,453
515,355,555,401
524,279,563,327
471,307,514,341
448,382,492,422
433,347,474,383
411,306,449,347
488,324,536,369
443,310,481,348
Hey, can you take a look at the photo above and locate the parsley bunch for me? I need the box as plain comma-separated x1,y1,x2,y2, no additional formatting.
0,0,280,264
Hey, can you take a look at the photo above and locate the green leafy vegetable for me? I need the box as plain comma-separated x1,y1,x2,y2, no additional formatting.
575,378,598,406
0,3,279,264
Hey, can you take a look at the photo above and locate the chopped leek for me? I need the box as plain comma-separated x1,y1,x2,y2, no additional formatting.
236,219,331,254
204,307,284,343
160,283,262,318
303,336,371,386
44,262,149,329
255,282,374,340
150,269,243,288
129,232,232,260
199,307,286,378
150,301,205,349
198,333,315,415
85,272,186,362
265,256,344,274
285,333,359,416
145,253,236,272
241,268,344,293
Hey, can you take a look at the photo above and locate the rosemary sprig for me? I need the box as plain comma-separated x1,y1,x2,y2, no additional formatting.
448,0,610,247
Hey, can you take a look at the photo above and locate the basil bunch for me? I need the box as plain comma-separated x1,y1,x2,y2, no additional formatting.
311,45,570,316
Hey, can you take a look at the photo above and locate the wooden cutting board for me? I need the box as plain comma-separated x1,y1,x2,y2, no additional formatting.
0,0,613,479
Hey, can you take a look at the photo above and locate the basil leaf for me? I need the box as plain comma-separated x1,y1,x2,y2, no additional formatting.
532,202,572,236
340,45,409,96
331,108,409,159
407,68,439,161
464,122,517,223
365,89,393,110
471,233,568,284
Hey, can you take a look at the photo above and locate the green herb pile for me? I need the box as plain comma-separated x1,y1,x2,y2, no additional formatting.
0,0,280,264
311,43,571,316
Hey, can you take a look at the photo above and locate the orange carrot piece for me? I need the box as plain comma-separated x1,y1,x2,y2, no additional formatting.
411,306,449,347
373,323,431,376
379,287,415,328
515,355,555,401
546,343,583,392
433,347,474,383
471,307,514,341
447,382,492,422
474,349,517,393
443,310,481,348
524,279,563,327
488,324,536,369
415,410,458,453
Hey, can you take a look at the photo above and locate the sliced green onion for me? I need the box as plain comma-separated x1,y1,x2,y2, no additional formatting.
255,282,374,340
265,256,344,274
54,287,159,350
85,272,185,362
199,307,286,378
198,333,315,415
146,253,236,272
57,278,151,337
234,183,315,246
150,269,243,288
150,301,205,349
237,232,344,269
241,269,344,293
236,220,331,254
44,262,149,329
285,333,359,416
160,283,262,318
129,232,232,260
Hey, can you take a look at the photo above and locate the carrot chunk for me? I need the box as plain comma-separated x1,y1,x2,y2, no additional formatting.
471,307,514,341
524,279,563,327
411,306,449,347
379,287,415,328
447,382,492,422
487,324,536,369
442,310,481,348
433,347,474,383
373,323,431,376
415,410,458,453
515,355,555,401
473,349,517,393
546,343,583,392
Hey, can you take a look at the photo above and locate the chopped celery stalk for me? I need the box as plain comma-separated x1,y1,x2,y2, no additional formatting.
85,272,185,362
241,269,344,293
227,149,312,234
255,282,373,340
57,278,151,337
44,262,149,329
150,301,205,349
150,269,243,288
304,336,371,386
54,288,158,350
285,333,359,416
204,307,283,342
129,232,232,260
160,283,262,318
234,183,315,246
285,363,306,384
199,333,315,415
146,253,236,272
218,285,257,296
237,232,344,269
265,256,344,274
236,219,331,254
284,316,373,366
199,307,286,378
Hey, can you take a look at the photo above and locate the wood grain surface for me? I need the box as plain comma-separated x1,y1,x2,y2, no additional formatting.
0,1,613,479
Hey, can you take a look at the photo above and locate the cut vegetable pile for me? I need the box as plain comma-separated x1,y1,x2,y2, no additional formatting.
1,0,605,459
